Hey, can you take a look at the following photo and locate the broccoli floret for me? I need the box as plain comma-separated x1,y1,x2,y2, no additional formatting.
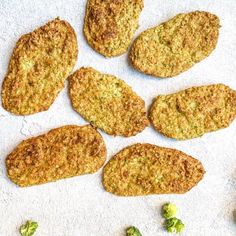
164,217,185,233
162,203,178,219
20,221,38,236
126,226,142,236
175,219,185,233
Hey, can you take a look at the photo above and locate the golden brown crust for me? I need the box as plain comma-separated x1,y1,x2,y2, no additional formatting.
150,84,236,140
6,125,106,187
84,0,143,57
103,143,205,196
129,11,220,78
2,18,78,115
68,67,149,137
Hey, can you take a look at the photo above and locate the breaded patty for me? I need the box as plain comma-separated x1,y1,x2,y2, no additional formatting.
6,125,106,187
103,143,205,196
84,0,143,57
2,18,78,115
69,67,149,137
150,84,236,140
129,11,220,78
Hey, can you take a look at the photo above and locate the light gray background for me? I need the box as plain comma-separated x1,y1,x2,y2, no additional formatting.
0,0,235,235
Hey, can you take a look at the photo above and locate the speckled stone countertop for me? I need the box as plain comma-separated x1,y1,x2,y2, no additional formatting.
0,0,235,235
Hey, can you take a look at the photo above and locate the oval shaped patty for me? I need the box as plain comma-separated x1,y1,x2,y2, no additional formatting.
103,143,205,196
150,84,236,140
2,18,78,115
69,67,149,137
129,11,220,78
6,125,106,187
84,0,143,57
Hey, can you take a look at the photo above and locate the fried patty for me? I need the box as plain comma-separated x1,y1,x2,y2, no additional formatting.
150,84,236,140
129,11,220,78
103,143,205,196
68,67,149,137
2,18,78,115
84,0,143,57
6,125,106,187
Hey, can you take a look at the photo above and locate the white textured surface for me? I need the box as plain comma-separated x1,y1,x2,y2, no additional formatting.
0,0,236,235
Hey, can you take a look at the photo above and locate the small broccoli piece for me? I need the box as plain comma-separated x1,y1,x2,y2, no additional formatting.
175,219,185,233
164,217,185,233
20,221,38,236
126,226,142,236
162,203,178,219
